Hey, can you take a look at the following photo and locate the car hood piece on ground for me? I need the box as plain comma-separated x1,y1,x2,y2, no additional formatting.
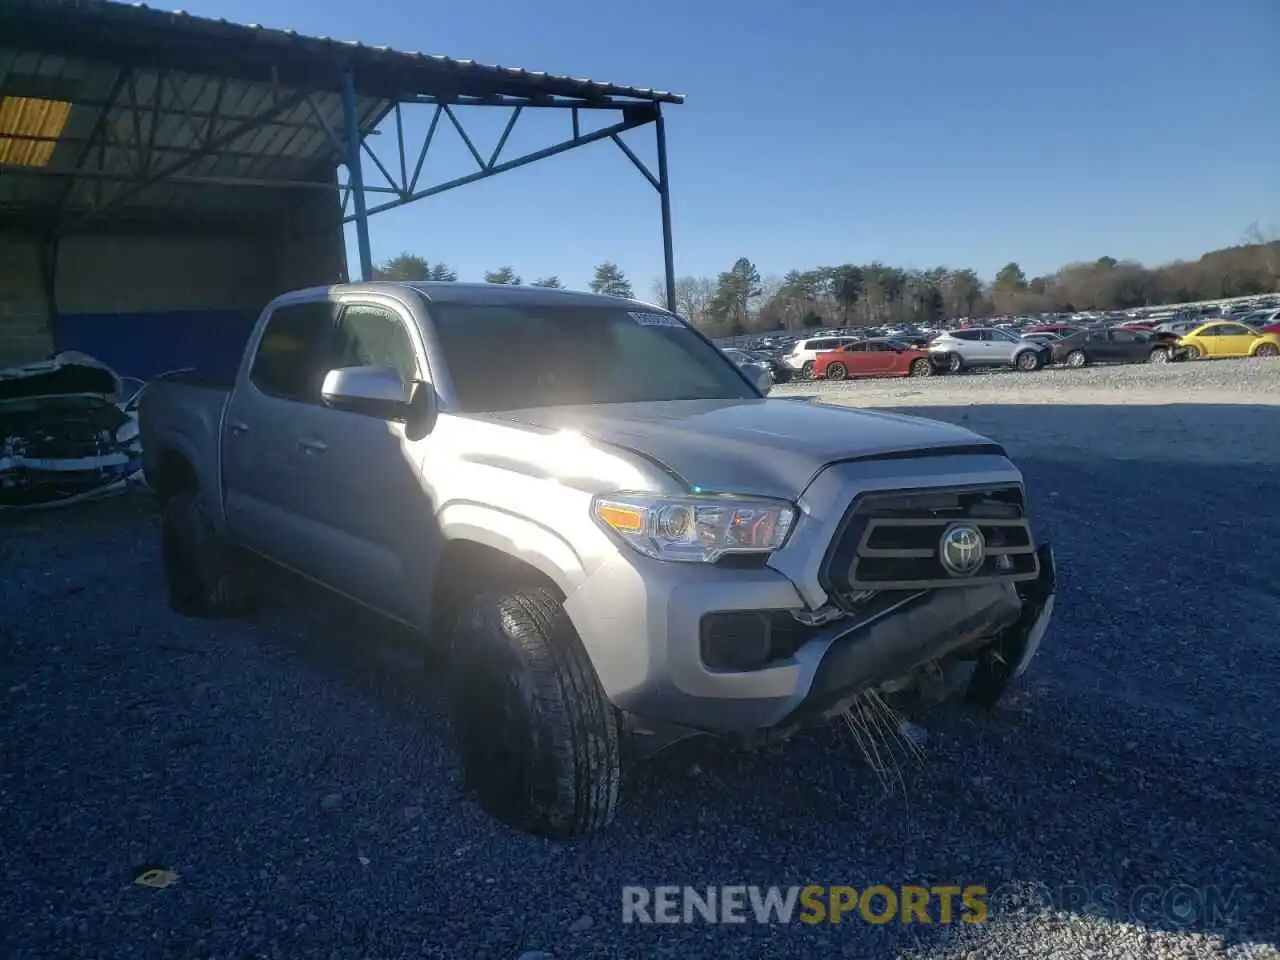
496,398,1001,500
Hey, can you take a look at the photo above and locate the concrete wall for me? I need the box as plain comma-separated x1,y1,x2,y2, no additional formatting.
0,236,54,368
0,186,347,380
53,233,275,381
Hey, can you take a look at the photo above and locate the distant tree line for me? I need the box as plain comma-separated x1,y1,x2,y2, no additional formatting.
371,255,633,300
370,222,1278,337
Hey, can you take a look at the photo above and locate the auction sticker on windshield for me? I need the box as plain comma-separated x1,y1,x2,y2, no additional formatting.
630,312,686,328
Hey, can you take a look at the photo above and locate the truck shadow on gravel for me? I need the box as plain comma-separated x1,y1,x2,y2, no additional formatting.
1,402,1277,958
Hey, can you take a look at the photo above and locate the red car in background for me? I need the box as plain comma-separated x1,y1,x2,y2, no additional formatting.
813,338,936,380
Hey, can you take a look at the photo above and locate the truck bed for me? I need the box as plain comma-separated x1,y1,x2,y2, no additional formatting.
136,375,231,516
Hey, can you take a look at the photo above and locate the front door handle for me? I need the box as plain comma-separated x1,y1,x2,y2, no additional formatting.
297,438,329,455
227,419,250,436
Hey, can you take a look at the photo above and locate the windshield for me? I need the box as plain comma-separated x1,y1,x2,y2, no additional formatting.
428,302,759,412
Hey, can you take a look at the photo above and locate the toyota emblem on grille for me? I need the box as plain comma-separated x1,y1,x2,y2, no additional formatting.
939,522,986,577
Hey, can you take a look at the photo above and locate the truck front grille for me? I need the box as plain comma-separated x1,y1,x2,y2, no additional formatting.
822,485,1039,593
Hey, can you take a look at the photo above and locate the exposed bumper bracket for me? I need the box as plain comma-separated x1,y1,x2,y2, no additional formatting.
965,541,1056,706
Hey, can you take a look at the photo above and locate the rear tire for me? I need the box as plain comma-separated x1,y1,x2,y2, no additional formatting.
1066,350,1087,369
160,490,256,618
910,358,934,377
451,587,621,840
1254,342,1279,358
825,362,848,381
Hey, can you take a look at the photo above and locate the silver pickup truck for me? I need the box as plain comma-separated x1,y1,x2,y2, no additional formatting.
139,281,1056,839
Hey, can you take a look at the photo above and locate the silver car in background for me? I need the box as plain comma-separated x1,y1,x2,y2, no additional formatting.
929,328,1051,374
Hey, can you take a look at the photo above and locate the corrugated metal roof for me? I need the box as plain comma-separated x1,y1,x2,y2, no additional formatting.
0,45,386,221
0,0,682,229
0,96,73,166
0,0,685,106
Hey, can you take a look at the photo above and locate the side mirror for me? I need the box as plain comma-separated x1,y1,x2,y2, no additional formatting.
321,365,440,436
321,365,409,419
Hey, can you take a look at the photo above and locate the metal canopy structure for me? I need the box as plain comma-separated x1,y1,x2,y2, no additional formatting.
0,0,685,305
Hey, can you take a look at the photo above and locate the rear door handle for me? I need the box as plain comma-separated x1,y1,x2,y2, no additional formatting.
228,419,250,436
297,438,328,455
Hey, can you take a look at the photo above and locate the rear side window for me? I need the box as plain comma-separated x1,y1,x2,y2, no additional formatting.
807,338,836,350
250,301,334,402
332,303,420,384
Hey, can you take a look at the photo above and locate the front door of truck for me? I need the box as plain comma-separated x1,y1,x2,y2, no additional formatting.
222,298,339,580
303,298,440,624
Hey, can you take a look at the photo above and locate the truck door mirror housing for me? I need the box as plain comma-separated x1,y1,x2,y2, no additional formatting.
321,366,439,436
321,365,411,419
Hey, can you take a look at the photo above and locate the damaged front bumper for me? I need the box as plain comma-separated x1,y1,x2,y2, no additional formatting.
766,542,1057,736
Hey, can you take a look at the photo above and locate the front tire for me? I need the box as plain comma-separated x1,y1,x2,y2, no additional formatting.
160,490,256,618
451,587,621,840
1066,350,1088,369
1183,344,1201,360
1149,347,1170,363
825,362,848,381
946,353,964,374
1014,350,1042,372
800,359,816,380
910,357,934,377
1254,342,1279,358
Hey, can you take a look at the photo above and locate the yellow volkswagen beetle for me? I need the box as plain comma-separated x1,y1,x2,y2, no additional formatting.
1178,321,1280,359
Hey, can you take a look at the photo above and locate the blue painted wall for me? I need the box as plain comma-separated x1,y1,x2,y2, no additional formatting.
54,310,258,382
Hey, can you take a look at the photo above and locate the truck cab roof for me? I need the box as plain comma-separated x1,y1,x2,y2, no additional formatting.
271,281,655,311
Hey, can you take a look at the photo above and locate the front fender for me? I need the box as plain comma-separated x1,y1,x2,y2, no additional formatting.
436,501,588,598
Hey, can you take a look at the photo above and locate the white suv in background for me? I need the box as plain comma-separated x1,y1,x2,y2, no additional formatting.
783,336,859,379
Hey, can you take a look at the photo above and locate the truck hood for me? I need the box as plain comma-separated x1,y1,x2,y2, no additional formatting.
494,398,1002,500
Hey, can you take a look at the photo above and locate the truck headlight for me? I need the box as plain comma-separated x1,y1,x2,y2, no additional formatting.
592,493,796,563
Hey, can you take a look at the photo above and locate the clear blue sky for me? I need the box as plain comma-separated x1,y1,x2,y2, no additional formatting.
185,0,1276,293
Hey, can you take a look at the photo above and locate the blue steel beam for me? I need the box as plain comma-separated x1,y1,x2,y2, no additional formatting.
345,113,652,222
655,107,676,313
341,67,374,282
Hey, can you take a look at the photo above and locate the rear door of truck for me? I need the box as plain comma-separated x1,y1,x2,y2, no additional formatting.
221,297,338,579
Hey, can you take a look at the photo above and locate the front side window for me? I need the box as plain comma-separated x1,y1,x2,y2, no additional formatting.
332,303,420,384
428,303,758,413
249,301,334,402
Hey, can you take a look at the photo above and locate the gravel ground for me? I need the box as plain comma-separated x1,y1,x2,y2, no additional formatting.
3,359,1279,959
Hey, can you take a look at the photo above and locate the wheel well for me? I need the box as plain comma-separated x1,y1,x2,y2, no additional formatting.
427,538,564,635
152,447,198,501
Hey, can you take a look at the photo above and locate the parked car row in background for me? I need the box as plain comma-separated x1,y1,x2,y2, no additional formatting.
719,314,1280,383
